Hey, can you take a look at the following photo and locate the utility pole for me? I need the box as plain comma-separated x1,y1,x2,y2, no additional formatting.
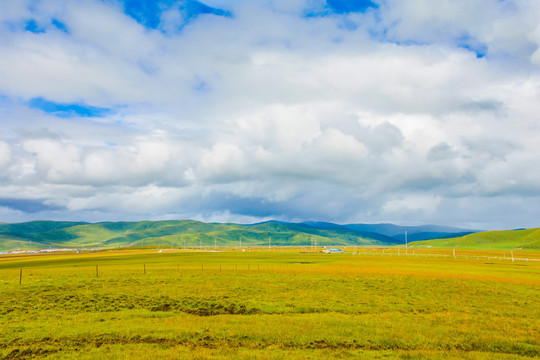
405,231,408,254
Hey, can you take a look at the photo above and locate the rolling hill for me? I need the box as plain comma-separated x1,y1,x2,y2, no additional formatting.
411,228,540,250
0,220,402,251
5,219,534,251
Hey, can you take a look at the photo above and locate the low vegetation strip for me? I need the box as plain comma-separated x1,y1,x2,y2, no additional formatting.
0,292,261,316
3,329,538,355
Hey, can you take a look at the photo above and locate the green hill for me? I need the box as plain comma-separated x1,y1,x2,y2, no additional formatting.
0,220,398,251
411,228,540,250
5,220,536,251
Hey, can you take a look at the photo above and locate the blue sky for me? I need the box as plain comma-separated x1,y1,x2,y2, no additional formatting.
28,97,114,118
1,0,540,229
121,0,232,30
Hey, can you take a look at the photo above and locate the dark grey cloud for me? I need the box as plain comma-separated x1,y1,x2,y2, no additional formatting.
427,143,456,162
0,198,64,213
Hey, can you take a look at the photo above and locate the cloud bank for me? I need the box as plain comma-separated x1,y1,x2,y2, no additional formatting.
1,0,540,229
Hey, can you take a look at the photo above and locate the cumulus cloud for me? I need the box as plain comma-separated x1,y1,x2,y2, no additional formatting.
1,0,540,229
20,132,184,186
383,194,442,215
0,141,11,172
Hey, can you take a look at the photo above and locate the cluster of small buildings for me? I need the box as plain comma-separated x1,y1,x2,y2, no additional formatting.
1,248,77,255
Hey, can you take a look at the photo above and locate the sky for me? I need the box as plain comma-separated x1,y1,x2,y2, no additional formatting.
1,0,540,230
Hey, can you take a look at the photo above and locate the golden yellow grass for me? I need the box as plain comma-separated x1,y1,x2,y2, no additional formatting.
0,249,539,359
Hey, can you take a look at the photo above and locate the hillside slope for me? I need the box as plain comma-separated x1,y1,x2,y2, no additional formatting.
411,228,540,250
0,220,398,250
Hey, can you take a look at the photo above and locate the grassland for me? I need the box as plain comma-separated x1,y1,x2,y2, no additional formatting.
0,249,539,359
412,227,540,250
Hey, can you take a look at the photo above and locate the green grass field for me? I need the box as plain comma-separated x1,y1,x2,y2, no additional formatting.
412,228,540,250
1,249,539,359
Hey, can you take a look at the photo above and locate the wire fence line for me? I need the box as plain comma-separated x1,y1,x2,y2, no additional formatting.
3,248,539,286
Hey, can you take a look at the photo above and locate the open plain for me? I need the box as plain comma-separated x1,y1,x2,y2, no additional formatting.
1,248,539,359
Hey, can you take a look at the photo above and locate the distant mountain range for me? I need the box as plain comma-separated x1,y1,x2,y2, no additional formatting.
0,220,480,250
301,221,477,242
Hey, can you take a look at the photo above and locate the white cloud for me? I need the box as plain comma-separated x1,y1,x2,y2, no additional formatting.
20,132,183,186
1,0,540,229
313,128,367,158
235,103,322,151
198,142,246,182
0,141,10,167
383,194,442,215
378,0,540,62
23,139,82,182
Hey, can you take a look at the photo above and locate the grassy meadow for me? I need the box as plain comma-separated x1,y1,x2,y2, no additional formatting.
0,249,539,359
411,228,540,250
